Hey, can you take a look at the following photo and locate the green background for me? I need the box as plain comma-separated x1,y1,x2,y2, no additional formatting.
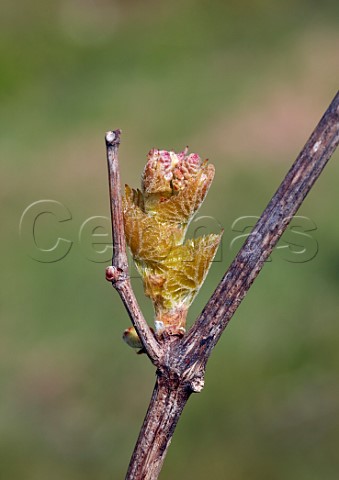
1,0,339,478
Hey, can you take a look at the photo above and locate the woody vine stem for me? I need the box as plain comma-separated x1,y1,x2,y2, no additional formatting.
105,91,339,480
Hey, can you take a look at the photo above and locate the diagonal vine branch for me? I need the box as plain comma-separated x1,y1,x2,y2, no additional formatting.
105,90,339,480
179,89,339,369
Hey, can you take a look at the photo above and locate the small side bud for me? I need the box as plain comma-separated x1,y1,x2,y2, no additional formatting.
122,326,155,354
105,266,124,283
122,326,143,349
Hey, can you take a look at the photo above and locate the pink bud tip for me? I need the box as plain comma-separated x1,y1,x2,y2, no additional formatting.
142,147,205,194
105,266,118,282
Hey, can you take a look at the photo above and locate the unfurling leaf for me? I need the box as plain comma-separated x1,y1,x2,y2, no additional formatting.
123,147,222,337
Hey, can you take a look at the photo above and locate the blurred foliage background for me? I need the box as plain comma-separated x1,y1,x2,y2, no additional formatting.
1,0,339,478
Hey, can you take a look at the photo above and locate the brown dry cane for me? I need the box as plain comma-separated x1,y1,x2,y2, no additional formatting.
105,91,339,480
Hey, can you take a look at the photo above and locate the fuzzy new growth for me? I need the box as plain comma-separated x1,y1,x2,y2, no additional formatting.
123,148,222,336
105,93,339,479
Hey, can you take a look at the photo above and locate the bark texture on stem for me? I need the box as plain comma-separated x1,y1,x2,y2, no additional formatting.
180,90,339,368
104,91,339,480
105,130,161,363
126,371,191,480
